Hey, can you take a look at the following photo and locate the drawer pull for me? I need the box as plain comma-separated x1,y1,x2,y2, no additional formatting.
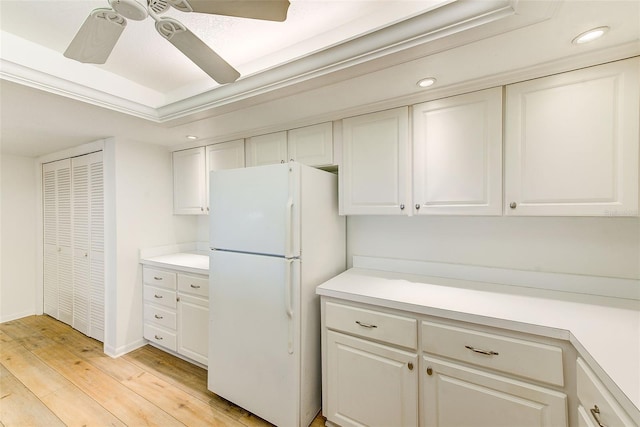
153,276,163,281
190,284,201,289
154,294,163,299
154,335,163,340
465,345,499,356
154,314,163,319
590,405,608,427
355,320,378,329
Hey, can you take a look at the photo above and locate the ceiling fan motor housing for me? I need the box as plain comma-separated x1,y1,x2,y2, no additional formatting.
148,0,171,15
108,0,148,20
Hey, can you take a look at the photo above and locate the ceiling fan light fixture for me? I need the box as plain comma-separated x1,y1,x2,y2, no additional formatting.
572,26,609,44
108,0,148,20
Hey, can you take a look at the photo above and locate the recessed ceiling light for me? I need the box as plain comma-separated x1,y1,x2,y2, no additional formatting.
572,26,609,44
417,77,437,88
186,135,198,140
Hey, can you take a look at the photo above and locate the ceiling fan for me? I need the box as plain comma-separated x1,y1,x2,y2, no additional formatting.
64,0,290,84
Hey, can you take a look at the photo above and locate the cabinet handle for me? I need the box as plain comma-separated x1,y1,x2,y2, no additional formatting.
509,202,517,209
154,294,163,299
465,345,499,356
153,276,163,281
407,362,414,371
590,405,608,427
154,335,163,340
190,284,201,289
154,314,163,319
400,204,405,210
355,320,377,329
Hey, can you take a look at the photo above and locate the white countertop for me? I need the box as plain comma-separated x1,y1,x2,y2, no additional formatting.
316,267,640,419
140,251,209,275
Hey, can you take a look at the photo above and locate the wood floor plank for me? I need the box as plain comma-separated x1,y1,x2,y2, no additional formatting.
0,364,65,427
33,344,184,426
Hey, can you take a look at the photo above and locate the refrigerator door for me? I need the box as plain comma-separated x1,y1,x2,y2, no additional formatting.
208,250,301,427
210,163,300,257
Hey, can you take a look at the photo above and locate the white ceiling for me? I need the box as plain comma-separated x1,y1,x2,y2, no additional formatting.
1,0,639,157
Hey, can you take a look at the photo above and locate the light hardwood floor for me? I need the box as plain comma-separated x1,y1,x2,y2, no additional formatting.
0,315,326,427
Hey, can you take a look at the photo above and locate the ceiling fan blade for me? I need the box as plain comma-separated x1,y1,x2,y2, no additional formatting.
155,18,240,84
171,0,290,22
64,8,126,64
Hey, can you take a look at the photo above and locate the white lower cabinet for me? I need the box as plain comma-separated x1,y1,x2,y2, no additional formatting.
326,331,418,427
143,266,209,366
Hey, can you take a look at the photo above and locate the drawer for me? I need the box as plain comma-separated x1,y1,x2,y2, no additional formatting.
325,302,417,349
143,267,176,290
144,323,177,351
144,303,176,330
421,321,564,386
178,273,209,298
576,358,636,427
143,285,177,309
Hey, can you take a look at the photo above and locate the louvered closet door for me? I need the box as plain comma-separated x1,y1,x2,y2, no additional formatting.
72,156,91,335
88,154,104,341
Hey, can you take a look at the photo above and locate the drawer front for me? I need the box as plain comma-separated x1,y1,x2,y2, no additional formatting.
143,285,177,309
143,267,176,290
178,273,209,298
144,323,177,351
576,358,636,427
144,304,176,330
325,301,417,349
421,321,564,386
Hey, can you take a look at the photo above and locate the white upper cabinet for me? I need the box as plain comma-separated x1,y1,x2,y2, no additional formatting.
245,131,288,167
288,122,334,167
173,140,245,215
413,87,503,215
504,58,639,216
341,107,410,215
245,123,335,168
173,147,206,215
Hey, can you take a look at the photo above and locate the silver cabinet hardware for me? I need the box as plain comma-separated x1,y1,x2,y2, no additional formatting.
355,320,377,329
415,204,420,210
509,202,517,209
154,314,163,319
465,345,499,356
400,204,405,210
408,362,414,371
426,367,433,376
154,335,163,340
190,284,201,289
154,294,163,299
153,276,163,281
590,405,608,427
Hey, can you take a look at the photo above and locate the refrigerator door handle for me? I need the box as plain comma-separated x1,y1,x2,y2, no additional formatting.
285,258,294,354
285,198,294,258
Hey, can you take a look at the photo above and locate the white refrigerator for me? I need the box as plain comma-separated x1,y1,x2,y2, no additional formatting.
208,162,345,427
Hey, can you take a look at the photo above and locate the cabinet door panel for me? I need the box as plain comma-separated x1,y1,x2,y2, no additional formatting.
341,107,410,215
421,355,567,427
173,147,206,214
413,87,502,215
245,131,287,166
326,331,417,427
178,294,208,366
505,58,639,216
288,122,334,167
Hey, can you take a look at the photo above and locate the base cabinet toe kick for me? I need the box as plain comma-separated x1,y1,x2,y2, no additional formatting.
319,297,639,427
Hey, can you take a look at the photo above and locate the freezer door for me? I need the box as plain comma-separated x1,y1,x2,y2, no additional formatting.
208,250,301,427
210,163,300,257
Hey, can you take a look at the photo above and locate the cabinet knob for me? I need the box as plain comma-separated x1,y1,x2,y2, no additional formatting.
426,367,433,376
400,204,405,210
509,202,517,209
415,204,420,210
200,207,204,212
407,362,414,371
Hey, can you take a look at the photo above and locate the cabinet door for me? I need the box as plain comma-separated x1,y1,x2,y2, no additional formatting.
177,293,208,366
205,139,245,211
413,88,502,215
173,147,206,214
288,122,334,167
326,331,418,427
505,58,639,216
421,355,567,427
245,131,287,167
341,107,410,215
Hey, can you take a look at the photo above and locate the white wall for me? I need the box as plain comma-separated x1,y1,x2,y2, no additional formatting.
347,215,640,280
1,154,37,321
105,138,198,356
